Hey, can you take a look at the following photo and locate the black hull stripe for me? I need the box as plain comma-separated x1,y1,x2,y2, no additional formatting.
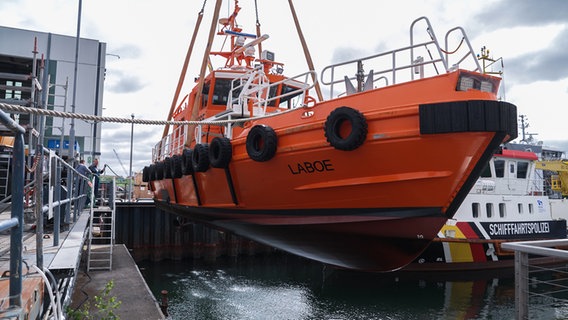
154,203,444,219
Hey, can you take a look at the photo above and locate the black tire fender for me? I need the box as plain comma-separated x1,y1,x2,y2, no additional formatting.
324,106,367,151
163,157,173,179
209,137,233,168
181,149,193,175
171,154,183,178
192,144,210,172
246,125,277,162
155,162,165,180
142,166,150,182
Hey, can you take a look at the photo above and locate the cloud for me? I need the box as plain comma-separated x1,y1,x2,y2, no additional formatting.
505,27,568,83
105,72,146,94
469,0,568,85
474,0,568,29
99,122,161,174
107,44,142,60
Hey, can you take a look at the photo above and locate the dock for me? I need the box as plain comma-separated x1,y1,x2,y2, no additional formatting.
69,244,164,319
0,205,164,319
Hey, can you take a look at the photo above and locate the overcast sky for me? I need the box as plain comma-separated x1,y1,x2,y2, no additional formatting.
2,0,567,174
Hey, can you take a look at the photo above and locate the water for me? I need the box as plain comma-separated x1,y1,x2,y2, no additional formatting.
138,253,568,320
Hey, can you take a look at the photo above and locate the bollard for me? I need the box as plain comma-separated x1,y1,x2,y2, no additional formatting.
160,289,169,317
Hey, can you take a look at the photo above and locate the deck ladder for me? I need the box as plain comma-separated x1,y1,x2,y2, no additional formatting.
86,177,116,271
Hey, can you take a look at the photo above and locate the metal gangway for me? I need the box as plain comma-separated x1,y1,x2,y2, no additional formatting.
0,105,95,318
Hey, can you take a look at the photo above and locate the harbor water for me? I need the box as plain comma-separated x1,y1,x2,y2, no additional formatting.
139,252,568,320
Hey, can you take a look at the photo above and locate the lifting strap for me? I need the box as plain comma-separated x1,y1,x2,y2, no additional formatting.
162,0,208,139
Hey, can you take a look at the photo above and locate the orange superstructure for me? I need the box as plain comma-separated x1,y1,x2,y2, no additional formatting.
143,1,517,272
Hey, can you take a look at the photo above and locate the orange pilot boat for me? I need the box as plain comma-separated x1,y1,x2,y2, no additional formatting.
143,0,517,272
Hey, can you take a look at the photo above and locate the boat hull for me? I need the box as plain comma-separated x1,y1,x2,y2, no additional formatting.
155,202,449,272
405,220,568,272
149,73,518,272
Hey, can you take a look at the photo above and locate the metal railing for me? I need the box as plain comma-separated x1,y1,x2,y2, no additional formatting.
502,240,568,320
0,108,25,315
152,69,316,161
320,16,481,99
0,107,93,317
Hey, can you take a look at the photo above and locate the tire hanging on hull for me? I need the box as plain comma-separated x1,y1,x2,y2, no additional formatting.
171,154,183,178
246,125,277,162
209,137,232,168
192,144,210,172
324,106,367,151
181,148,194,175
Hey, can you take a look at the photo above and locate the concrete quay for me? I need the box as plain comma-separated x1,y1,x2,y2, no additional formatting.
0,207,164,319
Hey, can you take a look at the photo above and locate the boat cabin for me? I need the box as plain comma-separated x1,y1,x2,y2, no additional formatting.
473,148,540,196
168,66,314,152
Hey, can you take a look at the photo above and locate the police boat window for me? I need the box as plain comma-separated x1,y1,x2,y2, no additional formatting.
486,203,493,218
499,203,506,218
529,203,534,214
518,203,523,214
517,161,529,179
480,163,491,178
472,203,480,218
494,160,505,178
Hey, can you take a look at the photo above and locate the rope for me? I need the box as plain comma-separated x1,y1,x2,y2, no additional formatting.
440,37,465,55
254,0,260,27
0,101,299,126
26,153,40,173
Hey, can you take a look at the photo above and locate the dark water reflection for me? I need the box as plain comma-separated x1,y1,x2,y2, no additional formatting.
138,253,568,320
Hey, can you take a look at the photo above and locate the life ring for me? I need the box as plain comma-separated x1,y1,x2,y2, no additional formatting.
171,154,183,178
155,162,165,180
163,157,173,179
324,106,367,151
142,166,150,182
192,144,210,172
181,148,193,175
246,125,277,162
209,137,232,168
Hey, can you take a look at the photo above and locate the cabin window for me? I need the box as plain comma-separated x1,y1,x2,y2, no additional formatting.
278,85,303,109
509,163,515,175
486,203,493,218
480,163,491,178
529,203,534,214
201,83,211,108
517,161,529,179
211,79,235,105
518,203,523,214
494,160,505,178
472,203,480,218
499,203,506,218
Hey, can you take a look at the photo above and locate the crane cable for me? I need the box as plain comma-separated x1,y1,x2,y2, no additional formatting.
161,0,208,138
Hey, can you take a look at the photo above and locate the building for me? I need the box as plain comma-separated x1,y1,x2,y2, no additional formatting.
0,25,106,163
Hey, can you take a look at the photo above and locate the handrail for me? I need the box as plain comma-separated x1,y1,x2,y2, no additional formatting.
0,105,94,313
0,108,25,312
152,69,317,161
321,16,480,99
502,240,568,319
